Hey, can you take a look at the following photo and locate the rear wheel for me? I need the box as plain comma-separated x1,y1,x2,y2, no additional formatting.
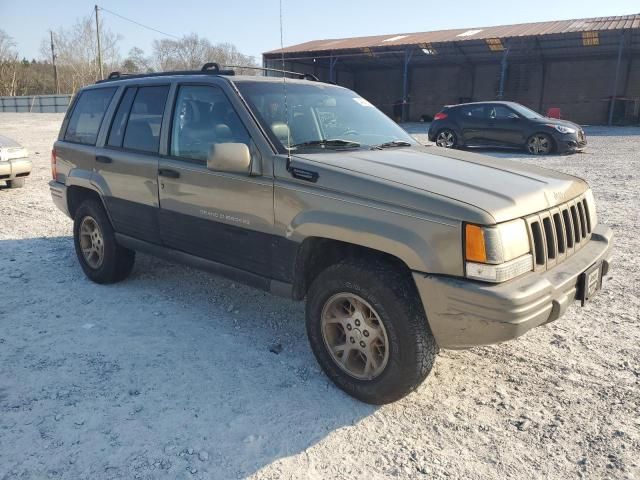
73,199,135,284
305,258,437,404
7,178,25,188
435,129,457,148
527,133,553,155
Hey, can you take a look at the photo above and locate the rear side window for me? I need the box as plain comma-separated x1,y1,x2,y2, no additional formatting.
107,87,137,147
460,105,486,118
64,88,117,145
106,85,169,153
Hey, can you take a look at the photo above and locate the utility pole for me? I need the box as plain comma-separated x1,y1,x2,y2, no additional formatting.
94,5,103,80
50,31,59,94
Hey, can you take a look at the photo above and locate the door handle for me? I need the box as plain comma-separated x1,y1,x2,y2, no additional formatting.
158,168,180,179
96,155,112,164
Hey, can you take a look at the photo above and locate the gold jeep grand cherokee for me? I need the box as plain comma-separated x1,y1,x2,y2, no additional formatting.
49,64,613,404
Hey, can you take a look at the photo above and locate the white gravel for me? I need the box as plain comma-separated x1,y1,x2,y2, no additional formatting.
0,113,638,480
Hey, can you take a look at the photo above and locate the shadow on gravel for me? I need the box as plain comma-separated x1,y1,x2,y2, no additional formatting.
0,236,376,479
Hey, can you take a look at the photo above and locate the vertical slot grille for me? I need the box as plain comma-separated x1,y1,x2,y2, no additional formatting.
526,195,593,269
553,213,566,254
542,217,556,259
530,221,545,265
562,209,574,248
582,199,592,233
577,202,587,239
570,205,581,243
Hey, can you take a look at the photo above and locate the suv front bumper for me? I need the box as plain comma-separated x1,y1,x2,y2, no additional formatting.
413,225,613,349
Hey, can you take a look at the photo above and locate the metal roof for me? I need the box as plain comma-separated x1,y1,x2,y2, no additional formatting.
265,13,640,55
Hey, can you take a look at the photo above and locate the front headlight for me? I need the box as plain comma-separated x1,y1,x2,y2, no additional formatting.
464,220,533,282
548,124,576,134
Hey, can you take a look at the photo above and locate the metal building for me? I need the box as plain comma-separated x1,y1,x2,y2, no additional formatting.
263,14,640,125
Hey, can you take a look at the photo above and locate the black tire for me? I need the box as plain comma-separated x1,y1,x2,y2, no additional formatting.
7,178,25,188
435,128,457,148
305,258,437,404
73,199,135,284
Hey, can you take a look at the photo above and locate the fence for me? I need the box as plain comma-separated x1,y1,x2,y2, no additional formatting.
0,95,72,113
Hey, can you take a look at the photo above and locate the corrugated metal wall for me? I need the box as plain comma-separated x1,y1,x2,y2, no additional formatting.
0,95,71,113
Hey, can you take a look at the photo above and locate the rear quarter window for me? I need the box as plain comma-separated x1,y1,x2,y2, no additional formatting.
64,88,117,145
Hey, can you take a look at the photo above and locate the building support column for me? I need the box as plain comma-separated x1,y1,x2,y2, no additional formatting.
329,54,339,83
497,45,510,100
402,49,414,122
608,31,626,126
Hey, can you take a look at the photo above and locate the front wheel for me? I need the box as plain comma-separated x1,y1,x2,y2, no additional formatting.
526,133,553,155
305,259,438,404
435,129,457,148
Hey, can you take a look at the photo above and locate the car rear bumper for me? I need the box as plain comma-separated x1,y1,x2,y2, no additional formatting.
0,158,31,181
413,224,613,349
49,180,71,217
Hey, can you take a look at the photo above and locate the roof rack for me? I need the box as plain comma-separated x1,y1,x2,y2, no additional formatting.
97,62,236,83
223,65,319,81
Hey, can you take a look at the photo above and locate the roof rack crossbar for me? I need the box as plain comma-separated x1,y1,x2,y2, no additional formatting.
98,63,235,83
223,65,319,81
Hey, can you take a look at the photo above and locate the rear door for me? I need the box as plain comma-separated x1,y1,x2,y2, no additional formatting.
94,83,170,244
157,81,277,278
458,105,487,144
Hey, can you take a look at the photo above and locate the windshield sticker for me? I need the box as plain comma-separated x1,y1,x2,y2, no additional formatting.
353,97,373,107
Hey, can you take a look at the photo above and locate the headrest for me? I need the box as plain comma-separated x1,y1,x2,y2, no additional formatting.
271,122,290,144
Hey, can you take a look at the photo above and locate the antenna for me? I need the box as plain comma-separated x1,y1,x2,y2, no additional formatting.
279,0,292,168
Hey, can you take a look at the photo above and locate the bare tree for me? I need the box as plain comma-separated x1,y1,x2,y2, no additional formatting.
122,47,153,73
40,15,121,92
151,33,258,74
0,30,19,95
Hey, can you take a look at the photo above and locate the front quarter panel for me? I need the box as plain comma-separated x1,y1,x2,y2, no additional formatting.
274,166,464,276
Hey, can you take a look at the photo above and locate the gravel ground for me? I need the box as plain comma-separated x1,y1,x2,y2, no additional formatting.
0,113,638,480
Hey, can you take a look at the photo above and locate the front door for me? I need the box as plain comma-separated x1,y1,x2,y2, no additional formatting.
157,83,277,279
482,104,525,146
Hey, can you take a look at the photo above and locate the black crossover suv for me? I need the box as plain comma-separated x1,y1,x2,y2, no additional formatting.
427,101,586,155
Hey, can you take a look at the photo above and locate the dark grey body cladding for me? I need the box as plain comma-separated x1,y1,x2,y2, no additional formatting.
104,196,298,289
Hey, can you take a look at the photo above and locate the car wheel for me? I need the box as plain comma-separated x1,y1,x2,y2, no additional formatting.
305,258,437,404
527,133,553,155
7,178,25,188
73,199,135,284
435,129,457,148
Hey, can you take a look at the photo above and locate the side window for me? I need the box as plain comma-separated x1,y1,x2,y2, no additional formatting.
64,87,116,145
170,85,250,163
489,105,516,120
460,105,485,118
107,87,137,147
122,85,170,153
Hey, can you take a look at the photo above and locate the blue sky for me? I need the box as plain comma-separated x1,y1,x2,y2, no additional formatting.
1,0,637,62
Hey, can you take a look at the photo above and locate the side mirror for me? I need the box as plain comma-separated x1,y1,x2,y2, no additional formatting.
207,143,251,174
508,113,520,121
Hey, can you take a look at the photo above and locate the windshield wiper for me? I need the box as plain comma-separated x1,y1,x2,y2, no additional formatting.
371,140,413,150
289,139,361,149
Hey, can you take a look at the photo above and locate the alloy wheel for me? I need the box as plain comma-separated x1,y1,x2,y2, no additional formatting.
527,134,551,155
435,130,455,148
320,293,390,380
79,216,105,269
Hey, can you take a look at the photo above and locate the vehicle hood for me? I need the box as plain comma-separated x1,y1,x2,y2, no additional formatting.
291,145,589,224
530,117,582,130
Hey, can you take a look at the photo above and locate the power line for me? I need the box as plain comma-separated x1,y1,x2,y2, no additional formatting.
96,5,181,40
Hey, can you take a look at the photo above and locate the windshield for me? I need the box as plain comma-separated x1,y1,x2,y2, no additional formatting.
235,81,416,152
509,103,544,119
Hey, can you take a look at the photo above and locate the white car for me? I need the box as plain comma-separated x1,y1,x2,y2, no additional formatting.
0,134,31,188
